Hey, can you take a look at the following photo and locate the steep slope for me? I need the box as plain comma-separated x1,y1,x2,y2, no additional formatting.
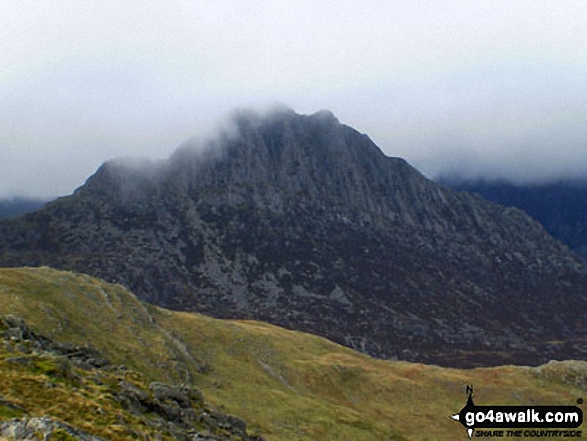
0,109,586,366
0,198,46,220
0,267,585,441
442,178,587,260
0,316,263,441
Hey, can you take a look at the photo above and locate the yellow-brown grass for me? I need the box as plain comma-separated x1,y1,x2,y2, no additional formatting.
0,267,584,440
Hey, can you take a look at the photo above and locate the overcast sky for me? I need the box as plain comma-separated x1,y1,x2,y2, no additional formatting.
2,1,587,198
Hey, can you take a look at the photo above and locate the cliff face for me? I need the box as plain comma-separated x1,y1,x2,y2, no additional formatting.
1,109,585,366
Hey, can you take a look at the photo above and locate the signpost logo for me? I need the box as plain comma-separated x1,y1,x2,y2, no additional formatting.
451,385,583,439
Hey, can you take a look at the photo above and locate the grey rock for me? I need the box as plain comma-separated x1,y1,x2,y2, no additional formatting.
0,109,586,367
0,416,104,440
0,317,265,441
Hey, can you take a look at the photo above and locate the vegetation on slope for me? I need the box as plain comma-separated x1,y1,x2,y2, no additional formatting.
0,267,584,440
2,110,586,368
0,317,263,440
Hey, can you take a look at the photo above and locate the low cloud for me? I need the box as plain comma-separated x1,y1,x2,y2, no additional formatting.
1,1,586,197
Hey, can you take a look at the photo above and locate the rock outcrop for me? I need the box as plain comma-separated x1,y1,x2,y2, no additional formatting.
0,316,264,441
0,109,586,366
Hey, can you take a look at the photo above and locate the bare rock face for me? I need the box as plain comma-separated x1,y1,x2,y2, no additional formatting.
0,109,586,367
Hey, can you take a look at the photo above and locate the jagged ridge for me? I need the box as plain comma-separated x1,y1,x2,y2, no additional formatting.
0,109,586,366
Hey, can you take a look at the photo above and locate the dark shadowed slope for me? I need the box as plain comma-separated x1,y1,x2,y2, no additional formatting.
0,109,586,367
442,178,587,260
0,198,47,220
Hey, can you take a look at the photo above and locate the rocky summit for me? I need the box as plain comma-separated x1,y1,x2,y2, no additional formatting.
0,109,586,367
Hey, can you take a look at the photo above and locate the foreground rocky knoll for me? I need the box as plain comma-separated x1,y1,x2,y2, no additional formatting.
0,267,585,441
0,109,586,366
0,315,263,441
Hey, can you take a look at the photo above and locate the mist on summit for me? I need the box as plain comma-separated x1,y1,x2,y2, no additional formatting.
1,109,585,368
2,1,587,198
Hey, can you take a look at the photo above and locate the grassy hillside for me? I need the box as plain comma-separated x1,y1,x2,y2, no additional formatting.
0,318,259,440
0,267,584,440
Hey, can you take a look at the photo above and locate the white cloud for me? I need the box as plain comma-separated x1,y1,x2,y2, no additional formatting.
1,1,587,197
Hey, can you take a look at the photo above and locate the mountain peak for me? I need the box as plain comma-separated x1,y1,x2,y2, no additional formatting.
309,109,338,123
1,109,586,367
158,108,419,220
